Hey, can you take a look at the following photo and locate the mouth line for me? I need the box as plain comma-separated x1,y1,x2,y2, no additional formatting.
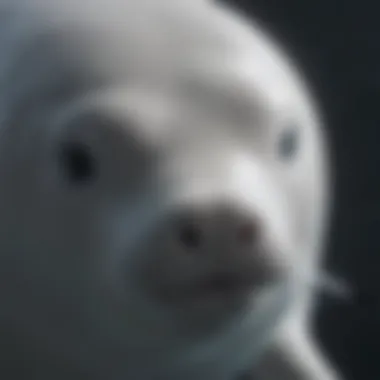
191,273,256,297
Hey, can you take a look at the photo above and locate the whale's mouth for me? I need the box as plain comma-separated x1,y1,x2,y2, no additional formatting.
192,273,257,298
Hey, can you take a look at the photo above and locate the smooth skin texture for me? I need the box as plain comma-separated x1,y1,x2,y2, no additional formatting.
0,0,341,379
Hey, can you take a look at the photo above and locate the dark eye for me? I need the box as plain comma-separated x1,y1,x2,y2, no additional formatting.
60,142,97,183
278,127,299,160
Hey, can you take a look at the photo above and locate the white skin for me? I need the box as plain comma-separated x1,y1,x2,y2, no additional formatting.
0,0,342,379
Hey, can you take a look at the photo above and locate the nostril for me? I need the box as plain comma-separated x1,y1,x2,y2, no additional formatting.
236,222,257,245
178,223,202,249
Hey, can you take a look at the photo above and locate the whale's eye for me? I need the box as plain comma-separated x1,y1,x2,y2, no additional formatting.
278,127,299,160
60,142,97,183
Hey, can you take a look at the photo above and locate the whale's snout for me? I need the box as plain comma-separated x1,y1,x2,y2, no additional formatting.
130,153,293,312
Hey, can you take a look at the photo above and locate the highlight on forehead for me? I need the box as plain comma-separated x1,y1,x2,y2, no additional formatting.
174,56,297,127
165,1,314,123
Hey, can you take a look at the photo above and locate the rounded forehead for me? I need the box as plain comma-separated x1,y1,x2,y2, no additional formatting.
160,2,319,127
5,0,320,140
7,0,316,107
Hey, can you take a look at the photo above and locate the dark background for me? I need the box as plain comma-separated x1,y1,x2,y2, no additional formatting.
222,1,380,380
